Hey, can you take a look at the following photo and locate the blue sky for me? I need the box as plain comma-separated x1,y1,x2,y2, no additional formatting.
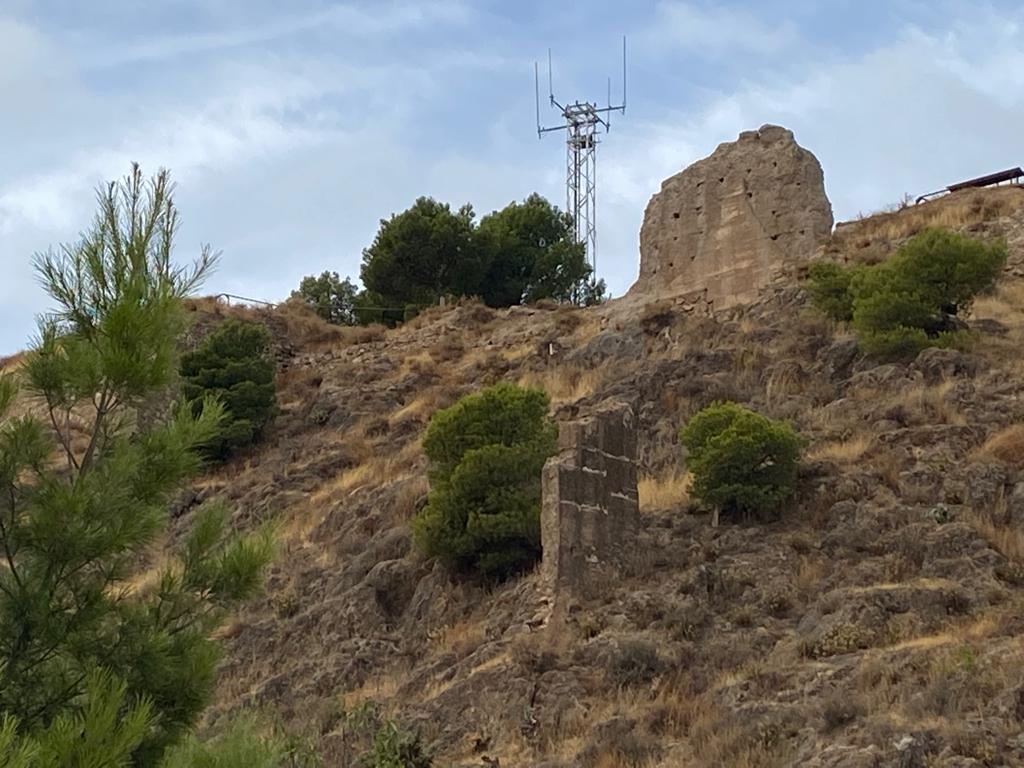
3,0,1024,352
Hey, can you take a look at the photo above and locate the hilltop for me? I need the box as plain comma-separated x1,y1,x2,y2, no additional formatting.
5,133,1024,767
163,175,1024,766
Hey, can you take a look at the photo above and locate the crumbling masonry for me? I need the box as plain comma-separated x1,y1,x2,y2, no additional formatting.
540,403,639,599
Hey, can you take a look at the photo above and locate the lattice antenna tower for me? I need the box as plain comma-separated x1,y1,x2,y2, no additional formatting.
536,37,627,284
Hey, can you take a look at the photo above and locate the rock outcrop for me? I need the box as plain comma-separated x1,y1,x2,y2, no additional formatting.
630,124,833,311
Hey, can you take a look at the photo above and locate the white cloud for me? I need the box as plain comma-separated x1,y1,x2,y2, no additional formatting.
647,1,802,57
84,1,475,68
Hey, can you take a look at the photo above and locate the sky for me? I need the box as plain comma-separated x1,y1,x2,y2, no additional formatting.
3,0,1024,353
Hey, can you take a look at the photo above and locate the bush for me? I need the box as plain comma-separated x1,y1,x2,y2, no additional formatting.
181,319,277,460
412,382,556,579
680,402,801,519
806,262,858,322
361,721,432,768
807,229,1006,359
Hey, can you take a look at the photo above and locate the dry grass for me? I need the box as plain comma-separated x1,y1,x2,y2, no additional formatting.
806,433,874,465
273,300,387,349
638,470,691,513
0,350,27,371
965,506,1024,563
971,424,1024,466
392,475,428,520
340,671,404,711
893,380,966,426
519,364,604,406
885,614,999,653
399,350,438,378
795,555,828,598
280,436,423,547
389,389,448,429
431,618,487,659
971,279,1024,326
833,188,1024,262
851,379,966,427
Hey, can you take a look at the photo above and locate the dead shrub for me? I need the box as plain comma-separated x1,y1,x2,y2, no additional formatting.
511,628,571,675
820,690,864,732
607,638,664,687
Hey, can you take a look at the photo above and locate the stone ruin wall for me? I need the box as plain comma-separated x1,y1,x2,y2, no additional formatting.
540,403,638,601
628,124,834,313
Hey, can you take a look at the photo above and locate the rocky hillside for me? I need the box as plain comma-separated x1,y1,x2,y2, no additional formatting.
165,185,1024,767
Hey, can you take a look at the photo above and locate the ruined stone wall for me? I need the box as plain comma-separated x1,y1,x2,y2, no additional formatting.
540,403,638,598
629,124,833,311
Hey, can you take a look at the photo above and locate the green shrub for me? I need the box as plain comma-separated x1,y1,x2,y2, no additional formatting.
806,229,1006,359
160,718,288,768
806,261,858,322
181,319,277,460
360,721,432,768
412,382,556,579
680,402,801,519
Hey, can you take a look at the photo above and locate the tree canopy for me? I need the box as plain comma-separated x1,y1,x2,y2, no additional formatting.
291,271,359,325
356,193,603,313
360,197,484,309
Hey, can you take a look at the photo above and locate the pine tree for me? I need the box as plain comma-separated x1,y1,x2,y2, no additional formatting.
181,319,277,461
0,165,273,764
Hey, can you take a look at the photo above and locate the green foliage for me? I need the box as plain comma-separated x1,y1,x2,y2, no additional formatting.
412,383,556,579
0,165,273,764
0,670,154,767
360,721,432,768
805,262,858,322
160,718,288,768
360,197,484,309
680,402,801,519
477,193,597,306
181,319,278,461
807,229,1007,359
292,271,359,325
358,194,602,314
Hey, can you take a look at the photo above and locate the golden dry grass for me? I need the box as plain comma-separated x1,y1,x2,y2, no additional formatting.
971,279,1024,326
885,614,999,653
389,389,448,428
0,350,27,372
638,470,691,513
972,424,1024,466
340,671,404,711
431,618,487,659
834,188,1024,258
795,555,828,597
806,433,874,464
399,350,438,378
893,380,967,426
519,364,604,406
966,507,1024,563
280,436,423,547
850,380,966,427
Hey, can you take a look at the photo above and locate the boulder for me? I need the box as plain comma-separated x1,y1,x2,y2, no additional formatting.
630,124,833,310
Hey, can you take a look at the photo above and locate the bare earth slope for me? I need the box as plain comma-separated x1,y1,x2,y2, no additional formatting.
177,188,1024,767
